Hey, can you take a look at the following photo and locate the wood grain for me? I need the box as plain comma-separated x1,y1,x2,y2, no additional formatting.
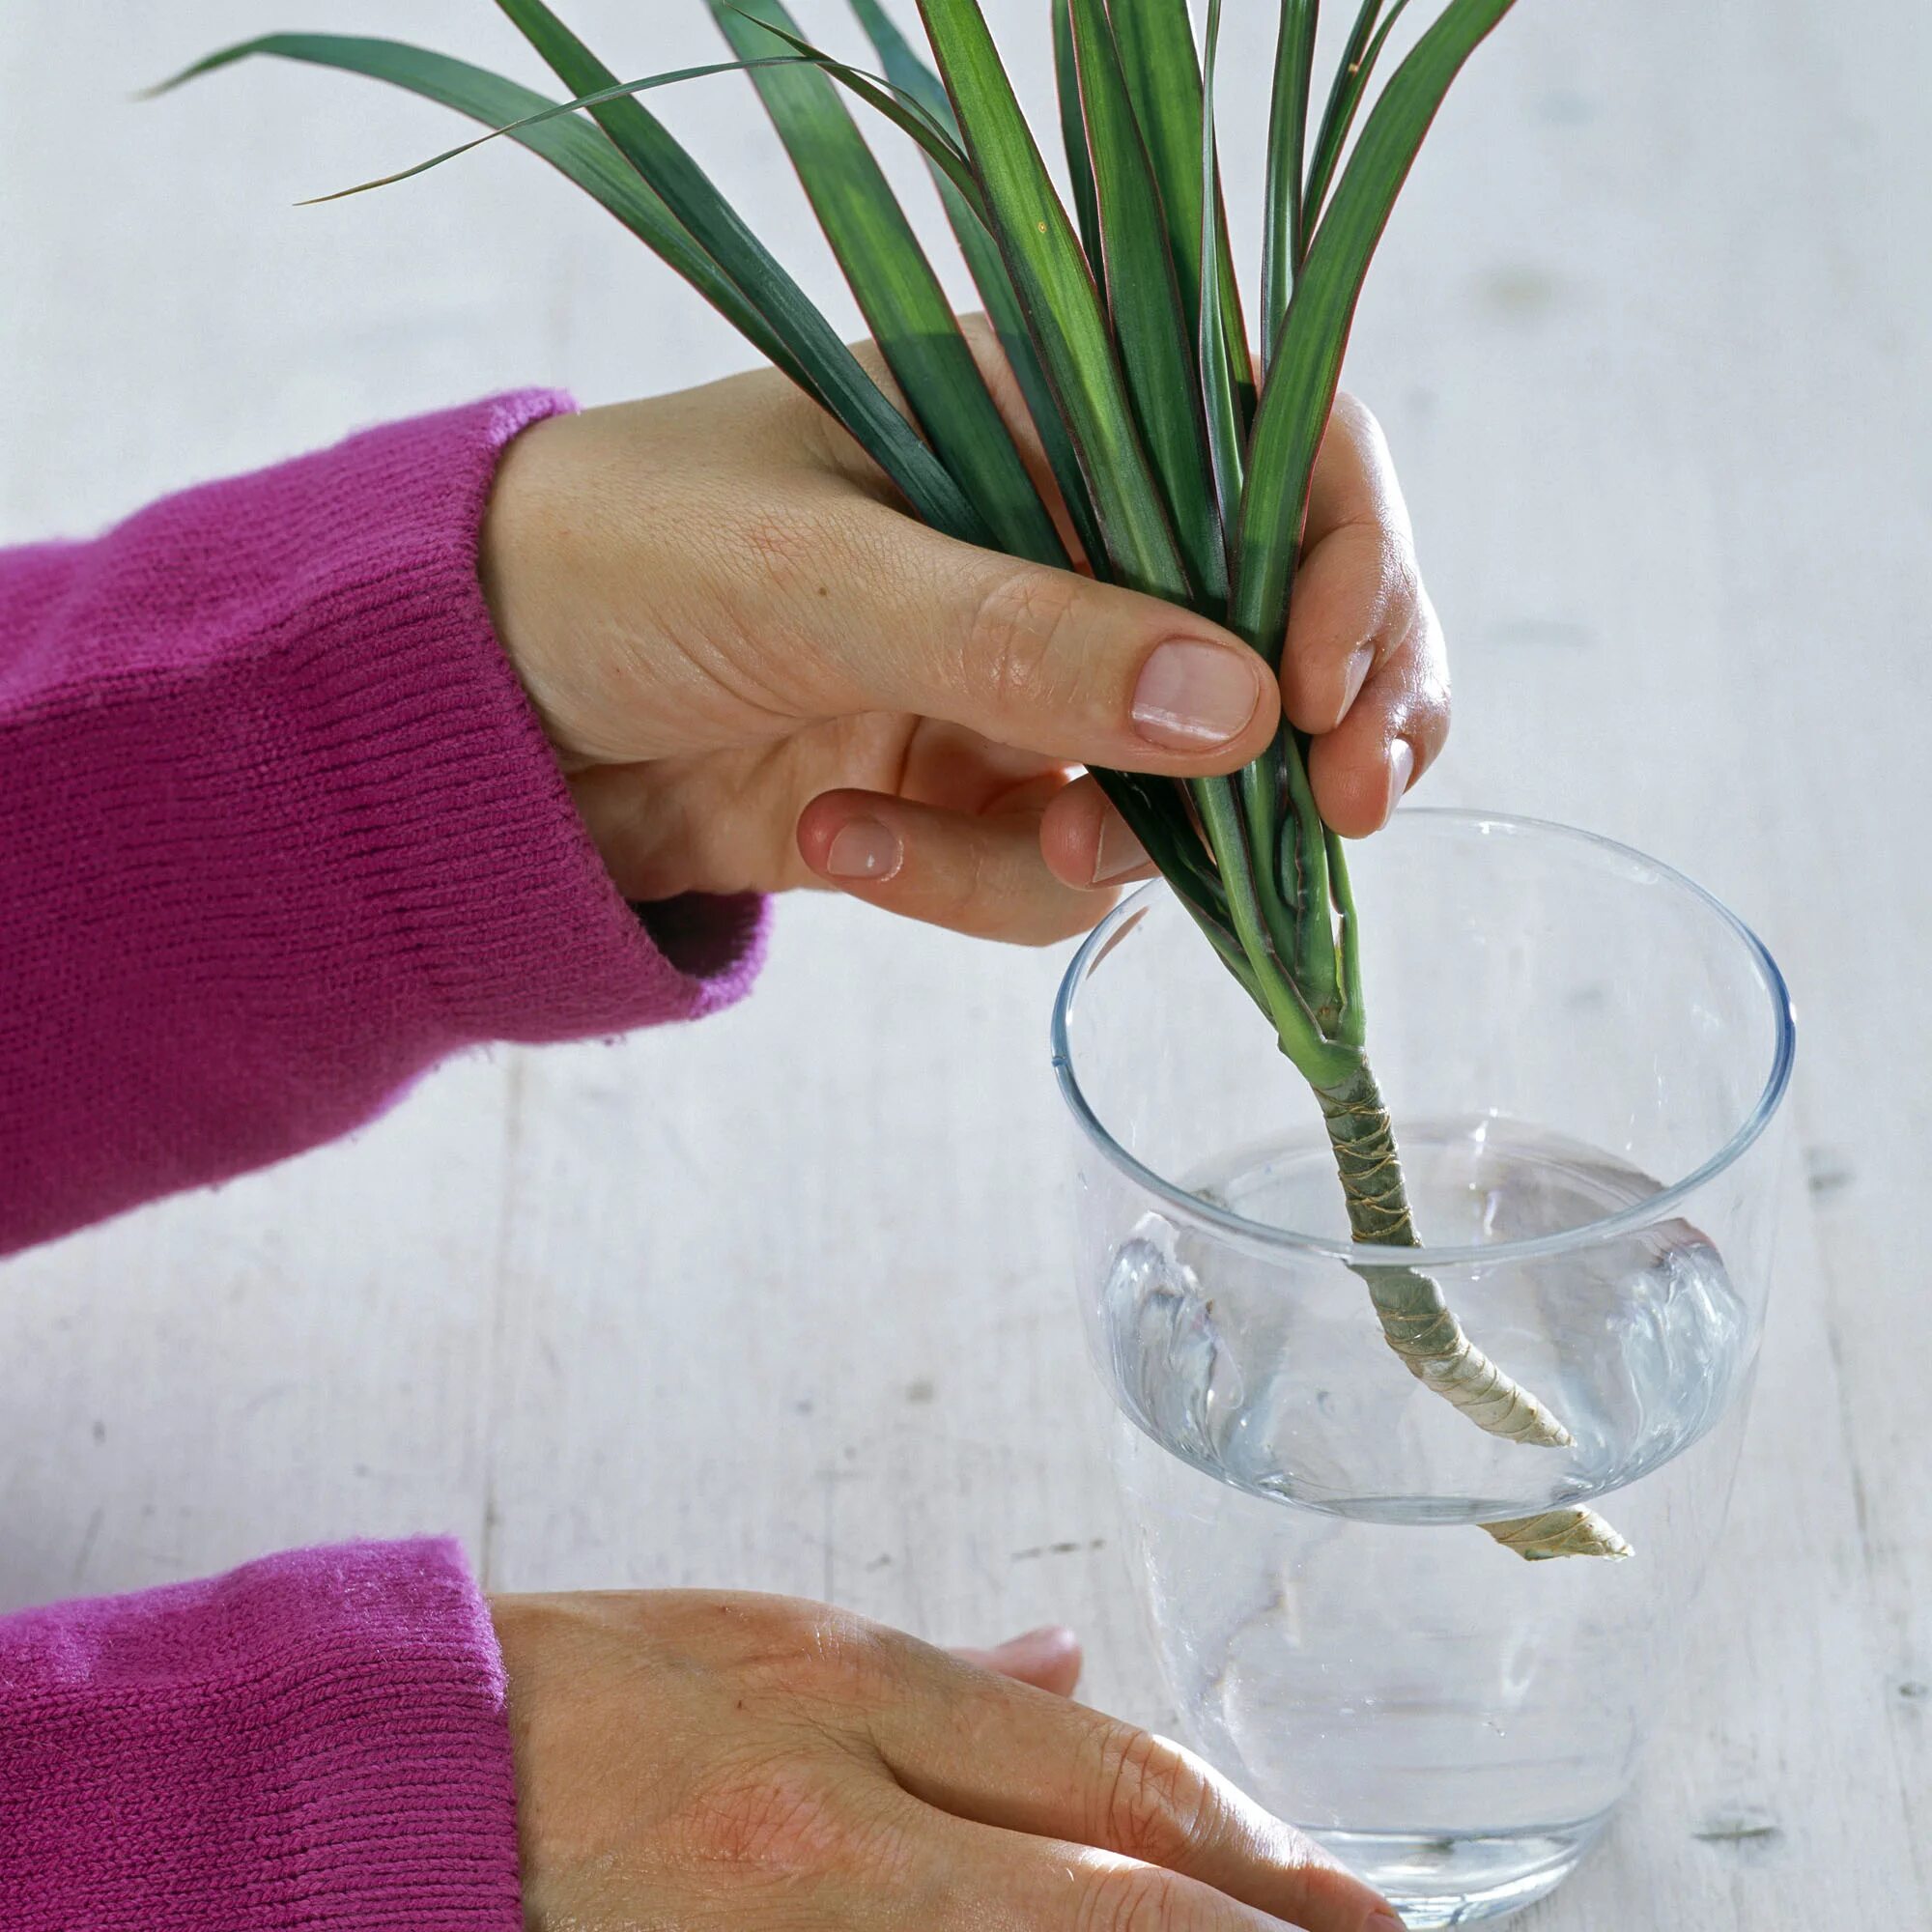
2,3,1925,1923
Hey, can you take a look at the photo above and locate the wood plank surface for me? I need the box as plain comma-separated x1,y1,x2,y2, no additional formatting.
2,3,1925,1924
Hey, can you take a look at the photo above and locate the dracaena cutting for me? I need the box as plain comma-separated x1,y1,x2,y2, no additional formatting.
165,0,1626,1560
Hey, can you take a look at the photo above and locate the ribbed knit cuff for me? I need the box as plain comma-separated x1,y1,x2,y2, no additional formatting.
0,390,769,1253
225,388,771,1043
0,1540,521,1929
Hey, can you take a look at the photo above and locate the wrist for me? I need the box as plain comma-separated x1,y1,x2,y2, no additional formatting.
479,411,597,773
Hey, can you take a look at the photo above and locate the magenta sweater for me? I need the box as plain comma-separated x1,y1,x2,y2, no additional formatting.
0,394,768,1923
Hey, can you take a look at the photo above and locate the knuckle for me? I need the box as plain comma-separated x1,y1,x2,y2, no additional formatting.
962,563,1087,723
1350,522,1415,619
762,1607,896,1706
1347,529,1421,663
700,1596,897,1712
1383,533,1423,614
1078,1863,1194,1932
1092,1725,1221,1870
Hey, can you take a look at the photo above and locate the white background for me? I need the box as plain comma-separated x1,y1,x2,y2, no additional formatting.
3,3,1927,1922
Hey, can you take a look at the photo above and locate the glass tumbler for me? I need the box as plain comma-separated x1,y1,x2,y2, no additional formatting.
1052,810,1794,1927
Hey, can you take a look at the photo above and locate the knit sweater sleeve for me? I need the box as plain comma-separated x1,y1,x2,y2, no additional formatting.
0,391,768,1257
0,1539,523,1929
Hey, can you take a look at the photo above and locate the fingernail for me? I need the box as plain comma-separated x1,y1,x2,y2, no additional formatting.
1381,740,1415,827
1093,818,1151,886
1366,1914,1409,1932
824,817,903,882
1132,639,1262,751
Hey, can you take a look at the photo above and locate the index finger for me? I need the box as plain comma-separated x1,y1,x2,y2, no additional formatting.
867,1642,1398,1931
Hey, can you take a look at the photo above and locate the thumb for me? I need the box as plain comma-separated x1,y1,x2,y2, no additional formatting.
808,512,1280,778
952,1625,1083,1698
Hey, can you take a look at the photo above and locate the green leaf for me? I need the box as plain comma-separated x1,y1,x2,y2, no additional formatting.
711,0,1065,567
490,0,991,547
1090,769,1231,930
912,0,1182,599
1262,0,1318,367
1193,771,1351,1081
1065,0,1224,607
1280,725,1336,997
1194,0,1241,529
1308,0,1384,211
1051,1,1103,273
1107,0,1256,433
713,12,990,216
1327,827,1367,1045
844,0,1109,572
1193,0,1295,1001
916,0,1189,604
1232,0,1518,664
844,0,960,143
1306,0,1417,221
152,35,810,389
291,56,796,202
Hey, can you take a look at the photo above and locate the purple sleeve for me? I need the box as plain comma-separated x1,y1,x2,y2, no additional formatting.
0,1539,523,1928
0,391,768,1256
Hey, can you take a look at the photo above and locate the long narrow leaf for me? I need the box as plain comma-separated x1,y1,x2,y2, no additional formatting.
1194,0,1241,526
844,0,1109,572
717,12,988,214
153,35,810,388
1197,0,1293,990
917,0,1189,603
1308,0,1384,202
1262,0,1318,367
1194,772,1345,1077
1065,0,1223,606
713,0,1064,567
492,0,989,547
293,56,801,201
1283,727,1335,994
1306,0,1417,221
1107,0,1256,432
1231,0,1519,660
1050,1,1103,273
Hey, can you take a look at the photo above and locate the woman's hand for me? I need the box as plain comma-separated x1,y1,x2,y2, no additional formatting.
491,1589,1402,1931
482,337,1447,945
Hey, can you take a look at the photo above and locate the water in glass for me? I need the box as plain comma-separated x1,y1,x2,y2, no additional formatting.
1099,1117,1754,1925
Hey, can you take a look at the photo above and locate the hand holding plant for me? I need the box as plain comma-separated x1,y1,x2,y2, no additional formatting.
168,0,1627,1558
483,353,1444,940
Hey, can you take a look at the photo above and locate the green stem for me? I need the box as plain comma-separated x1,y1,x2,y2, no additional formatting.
1280,733,1334,1003
1238,751,1301,975
1326,828,1366,1046
1198,779,1355,1086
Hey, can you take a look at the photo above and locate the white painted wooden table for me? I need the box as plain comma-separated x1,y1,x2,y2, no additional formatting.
3,4,1926,1924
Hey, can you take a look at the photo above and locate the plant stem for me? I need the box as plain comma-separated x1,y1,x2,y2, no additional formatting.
1312,1057,1633,1560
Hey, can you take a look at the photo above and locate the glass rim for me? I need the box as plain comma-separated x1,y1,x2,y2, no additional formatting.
1050,808,1797,1267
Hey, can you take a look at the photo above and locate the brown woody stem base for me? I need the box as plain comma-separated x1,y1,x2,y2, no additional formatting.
1314,1062,1632,1563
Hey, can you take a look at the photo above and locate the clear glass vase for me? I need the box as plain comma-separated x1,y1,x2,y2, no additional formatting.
1053,810,1794,1927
